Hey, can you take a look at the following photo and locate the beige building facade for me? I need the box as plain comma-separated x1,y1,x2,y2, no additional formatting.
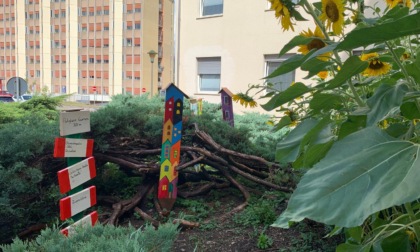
176,0,311,113
0,0,174,100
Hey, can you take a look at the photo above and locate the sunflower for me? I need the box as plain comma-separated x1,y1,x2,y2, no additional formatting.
401,52,411,61
360,52,391,76
232,92,258,108
297,26,331,61
284,110,298,126
385,0,411,8
317,71,328,79
319,0,345,35
268,0,295,31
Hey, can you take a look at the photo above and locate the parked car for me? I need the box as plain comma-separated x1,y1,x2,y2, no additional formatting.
0,95,15,103
20,94,33,101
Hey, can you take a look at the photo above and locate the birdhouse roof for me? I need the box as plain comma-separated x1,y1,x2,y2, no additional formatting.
162,83,189,98
219,87,234,97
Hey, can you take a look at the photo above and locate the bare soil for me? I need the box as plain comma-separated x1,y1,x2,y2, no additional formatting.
112,190,343,252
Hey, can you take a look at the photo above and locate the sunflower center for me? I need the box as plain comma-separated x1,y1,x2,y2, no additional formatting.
325,1,339,22
369,60,384,70
308,39,325,51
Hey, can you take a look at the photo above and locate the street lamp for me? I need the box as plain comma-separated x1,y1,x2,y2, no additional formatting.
147,50,157,96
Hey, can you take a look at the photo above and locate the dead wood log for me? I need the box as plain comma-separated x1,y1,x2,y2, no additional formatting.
94,153,159,173
205,160,250,220
176,155,205,171
191,123,276,168
134,207,160,227
18,223,47,239
173,219,200,229
107,179,154,225
227,162,293,193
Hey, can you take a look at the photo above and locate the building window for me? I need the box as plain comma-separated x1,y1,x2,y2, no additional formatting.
197,57,221,92
201,0,223,16
126,38,132,46
135,23,141,29
265,54,295,92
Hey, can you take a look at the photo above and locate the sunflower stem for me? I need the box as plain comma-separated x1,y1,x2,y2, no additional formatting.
301,0,364,107
404,202,420,241
386,41,416,88
301,0,342,66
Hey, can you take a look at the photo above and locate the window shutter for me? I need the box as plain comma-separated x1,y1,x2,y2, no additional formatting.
197,58,221,74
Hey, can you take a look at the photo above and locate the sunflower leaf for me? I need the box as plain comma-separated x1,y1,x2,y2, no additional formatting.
261,82,311,111
338,115,366,140
265,51,315,79
366,83,408,126
291,9,308,21
274,116,293,131
301,58,334,79
273,126,420,228
404,52,420,83
275,119,318,164
279,35,312,57
323,56,368,90
400,101,420,120
337,12,420,51
309,92,343,113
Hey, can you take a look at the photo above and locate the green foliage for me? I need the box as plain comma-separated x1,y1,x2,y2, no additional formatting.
260,0,420,250
93,162,142,199
90,94,164,151
1,222,179,252
0,95,63,125
0,114,59,243
280,222,340,252
174,198,212,222
0,103,27,124
257,231,273,250
234,192,285,227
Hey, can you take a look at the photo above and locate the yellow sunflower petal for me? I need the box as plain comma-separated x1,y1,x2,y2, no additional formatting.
319,0,345,35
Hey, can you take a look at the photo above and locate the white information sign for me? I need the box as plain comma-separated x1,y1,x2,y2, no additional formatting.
60,111,91,136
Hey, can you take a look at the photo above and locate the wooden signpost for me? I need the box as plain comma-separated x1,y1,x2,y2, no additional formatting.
57,157,96,194
54,138,94,158
55,109,98,235
59,110,91,136
158,83,189,211
60,186,97,220
61,211,98,236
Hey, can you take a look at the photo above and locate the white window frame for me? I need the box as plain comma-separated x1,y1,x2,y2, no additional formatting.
264,54,296,93
197,57,221,94
201,0,223,17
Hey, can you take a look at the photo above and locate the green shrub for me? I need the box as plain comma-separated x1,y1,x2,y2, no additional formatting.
0,102,27,125
1,222,180,252
0,114,59,243
93,162,143,199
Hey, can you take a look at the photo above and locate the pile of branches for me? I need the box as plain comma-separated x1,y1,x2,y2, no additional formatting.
94,123,295,227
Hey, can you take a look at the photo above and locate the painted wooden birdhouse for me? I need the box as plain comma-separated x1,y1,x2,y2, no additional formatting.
158,83,189,211
219,87,234,127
